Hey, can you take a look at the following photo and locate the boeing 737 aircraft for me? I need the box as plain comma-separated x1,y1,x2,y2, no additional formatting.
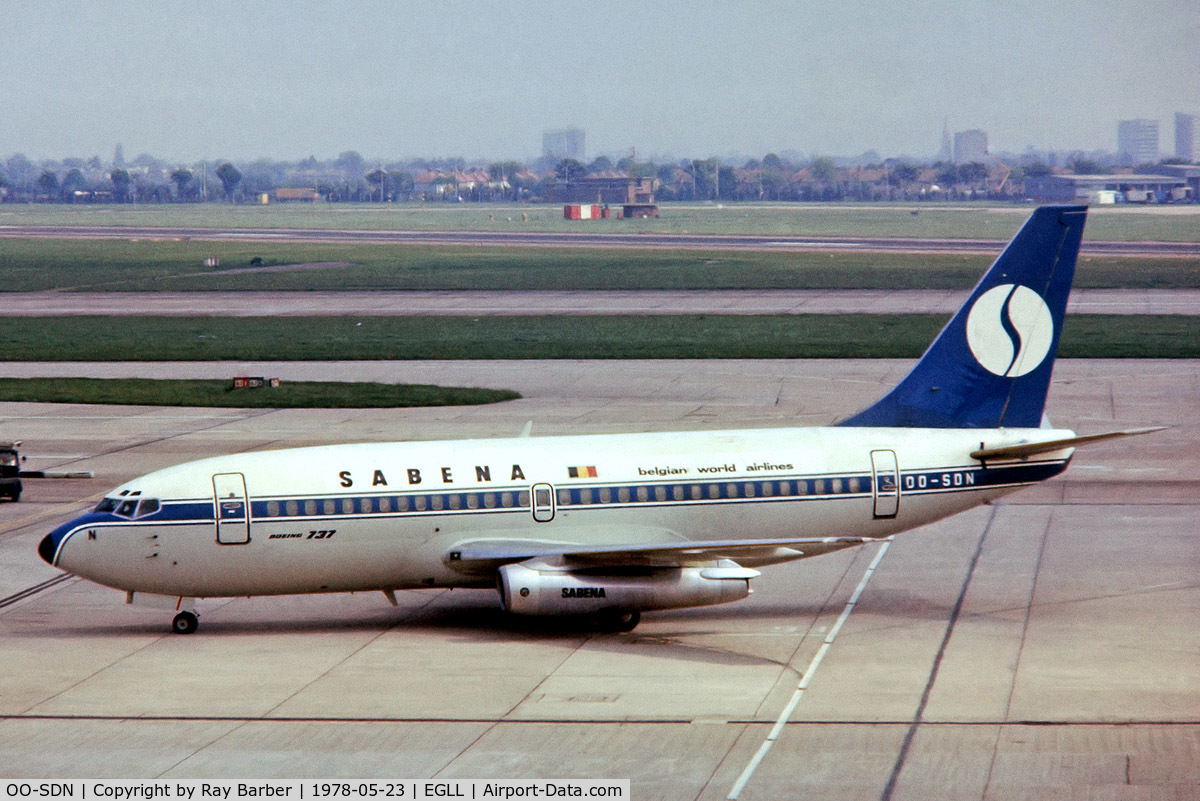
39,205,1155,633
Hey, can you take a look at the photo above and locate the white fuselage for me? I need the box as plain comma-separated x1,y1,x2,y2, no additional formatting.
46,425,1073,600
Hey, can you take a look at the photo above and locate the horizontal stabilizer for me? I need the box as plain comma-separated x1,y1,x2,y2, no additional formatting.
971,426,1165,461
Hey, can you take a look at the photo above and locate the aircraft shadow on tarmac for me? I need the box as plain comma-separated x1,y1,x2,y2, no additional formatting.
36,606,801,670
34,587,958,642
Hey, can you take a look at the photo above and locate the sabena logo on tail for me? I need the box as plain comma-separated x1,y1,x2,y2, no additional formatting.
965,283,1054,378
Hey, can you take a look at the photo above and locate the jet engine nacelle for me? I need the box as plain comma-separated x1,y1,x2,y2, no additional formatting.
497,561,756,616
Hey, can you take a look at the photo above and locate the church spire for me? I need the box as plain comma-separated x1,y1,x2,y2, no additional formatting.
938,119,953,162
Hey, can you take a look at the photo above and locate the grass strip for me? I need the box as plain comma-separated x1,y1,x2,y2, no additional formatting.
0,238,1196,291
0,378,520,408
3,202,1199,241
0,315,1196,361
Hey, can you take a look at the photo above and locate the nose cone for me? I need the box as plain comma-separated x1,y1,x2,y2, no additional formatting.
39,519,78,566
39,532,58,565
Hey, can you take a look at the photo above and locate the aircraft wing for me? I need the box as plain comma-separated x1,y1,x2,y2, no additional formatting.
447,534,879,573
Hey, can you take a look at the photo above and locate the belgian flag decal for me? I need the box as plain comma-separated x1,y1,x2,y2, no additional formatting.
567,465,598,478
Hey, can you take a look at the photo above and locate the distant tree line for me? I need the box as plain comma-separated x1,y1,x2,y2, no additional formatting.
0,146,1177,205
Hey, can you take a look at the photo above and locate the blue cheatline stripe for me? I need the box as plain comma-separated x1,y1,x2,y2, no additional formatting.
71,461,1065,533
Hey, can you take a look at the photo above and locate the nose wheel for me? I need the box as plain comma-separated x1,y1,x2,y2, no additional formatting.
171,610,199,634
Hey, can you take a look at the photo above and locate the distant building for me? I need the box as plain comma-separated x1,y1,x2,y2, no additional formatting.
1117,119,1159,165
411,169,498,199
273,188,321,202
937,120,953,162
953,129,988,163
1025,173,1188,203
543,128,585,164
1175,113,1199,162
1154,163,1200,200
548,174,657,205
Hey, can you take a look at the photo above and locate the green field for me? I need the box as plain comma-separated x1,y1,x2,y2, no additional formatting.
0,378,520,408
0,315,1194,361
1,237,1196,291
3,201,1199,241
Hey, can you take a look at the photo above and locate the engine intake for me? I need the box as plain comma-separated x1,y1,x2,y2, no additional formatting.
498,561,754,616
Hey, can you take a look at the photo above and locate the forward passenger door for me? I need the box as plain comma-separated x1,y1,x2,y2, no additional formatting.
213,472,251,544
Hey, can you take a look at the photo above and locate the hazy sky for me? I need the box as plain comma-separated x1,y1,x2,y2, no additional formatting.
3,0,1198,164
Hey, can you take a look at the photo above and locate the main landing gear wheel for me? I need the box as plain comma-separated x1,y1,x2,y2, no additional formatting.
172,611,199,634
594,609,640,633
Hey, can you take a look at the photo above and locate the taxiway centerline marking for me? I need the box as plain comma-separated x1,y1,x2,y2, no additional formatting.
727,537,892,800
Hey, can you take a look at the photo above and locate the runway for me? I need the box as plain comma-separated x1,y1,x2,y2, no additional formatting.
1,358,1196,797
6,288,1200,316
3,223,1198,257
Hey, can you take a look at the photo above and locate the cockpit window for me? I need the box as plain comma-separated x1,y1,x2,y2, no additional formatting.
95,495,160,518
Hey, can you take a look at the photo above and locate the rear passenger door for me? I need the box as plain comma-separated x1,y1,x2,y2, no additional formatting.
870,450,899,519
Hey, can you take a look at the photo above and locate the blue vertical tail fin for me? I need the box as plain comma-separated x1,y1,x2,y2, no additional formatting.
838,205,1087,429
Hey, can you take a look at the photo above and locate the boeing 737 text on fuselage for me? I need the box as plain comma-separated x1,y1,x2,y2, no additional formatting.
39,206,1156,633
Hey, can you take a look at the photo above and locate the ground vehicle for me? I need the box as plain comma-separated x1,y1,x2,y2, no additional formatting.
0,441,23,501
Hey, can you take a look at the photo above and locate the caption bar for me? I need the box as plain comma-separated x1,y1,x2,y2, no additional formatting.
2,782,628,801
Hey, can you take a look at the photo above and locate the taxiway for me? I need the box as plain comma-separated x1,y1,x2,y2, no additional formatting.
4,288,1200,317
2,224,1198,258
